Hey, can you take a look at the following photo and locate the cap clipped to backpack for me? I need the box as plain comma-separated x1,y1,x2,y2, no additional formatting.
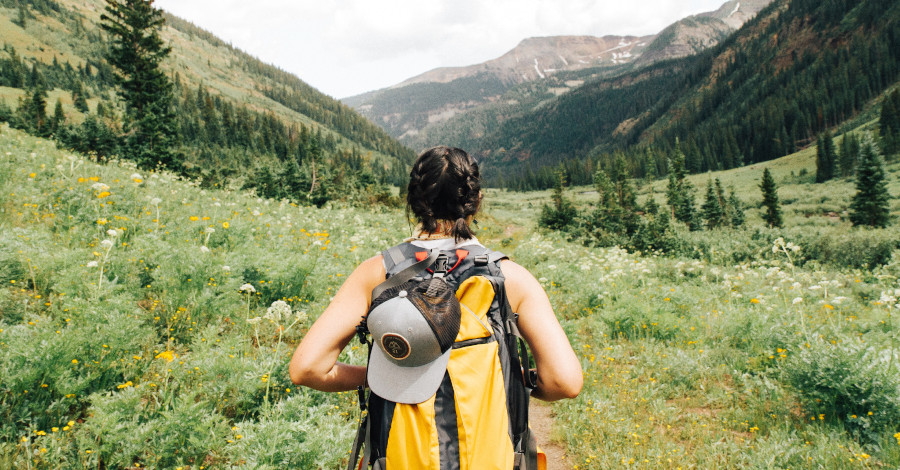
366,277,461,404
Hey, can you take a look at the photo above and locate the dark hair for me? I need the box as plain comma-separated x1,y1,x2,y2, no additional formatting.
407,146,481,241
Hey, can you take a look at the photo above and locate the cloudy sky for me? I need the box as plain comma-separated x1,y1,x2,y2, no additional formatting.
154,0,727,99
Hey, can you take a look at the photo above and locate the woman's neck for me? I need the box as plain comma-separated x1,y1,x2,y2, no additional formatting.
410,221,455,240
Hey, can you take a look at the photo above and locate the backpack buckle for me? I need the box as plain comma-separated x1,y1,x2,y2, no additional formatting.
432,253,450,278
474,254,489,266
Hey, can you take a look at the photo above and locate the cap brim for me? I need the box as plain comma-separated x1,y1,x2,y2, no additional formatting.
367,345,451,404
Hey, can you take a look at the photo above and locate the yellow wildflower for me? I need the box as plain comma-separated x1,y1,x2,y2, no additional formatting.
155,351,177,362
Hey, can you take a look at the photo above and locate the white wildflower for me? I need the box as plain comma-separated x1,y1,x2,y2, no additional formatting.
239,283,256,293
223,265,231,271
294,310,308,324
265,300,292,323
205,227,215,234
87,261,98,268
106,229,118,237
91,182,109,191
200,246,210,253
792,297,803,305
246,317,262,326
252,210,261,217
150,197,162,206
772,237,784,253
100,239,114,249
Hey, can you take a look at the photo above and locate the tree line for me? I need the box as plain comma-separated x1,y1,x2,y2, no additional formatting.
540,132,893,254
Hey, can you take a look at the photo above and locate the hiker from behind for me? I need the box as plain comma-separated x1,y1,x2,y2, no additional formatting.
290,145,582,469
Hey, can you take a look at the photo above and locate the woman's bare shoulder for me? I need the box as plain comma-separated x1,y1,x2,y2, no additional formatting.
499,259,539,285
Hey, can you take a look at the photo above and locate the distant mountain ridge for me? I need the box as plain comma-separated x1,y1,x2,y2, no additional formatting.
345,0,774,146
393,35,653,89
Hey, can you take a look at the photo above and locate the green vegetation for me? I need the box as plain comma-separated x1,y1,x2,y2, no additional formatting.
850,134,892,227
456,0,900,189
0,0,415,206
0,126,392,468
101,0,178,170
760,167,783,228
881,88,900,155
1,121,899,467
816,130,837,183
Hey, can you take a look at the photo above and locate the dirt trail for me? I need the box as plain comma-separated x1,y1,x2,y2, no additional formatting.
530,401,572,469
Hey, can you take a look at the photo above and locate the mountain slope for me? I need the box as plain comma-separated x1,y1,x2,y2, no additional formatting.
468,0,900,188
0,0,415,196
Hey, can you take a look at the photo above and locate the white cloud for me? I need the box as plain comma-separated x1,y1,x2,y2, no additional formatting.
155,0,726,98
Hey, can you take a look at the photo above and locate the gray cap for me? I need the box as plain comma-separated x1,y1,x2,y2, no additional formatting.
366,281,460,404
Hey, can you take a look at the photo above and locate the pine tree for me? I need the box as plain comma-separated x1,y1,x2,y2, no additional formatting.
101,0,179,170
665,141,700,230
849,134,892,227
14,3,27,28
51,99,65,133
644,194,659,215
539,168,577,231
759,168,783,228
880,89,900,156
20,86,49,137
728,188,745,227
815,130,836,182
838,132,860,177
73,82,89,113
702,179,725,229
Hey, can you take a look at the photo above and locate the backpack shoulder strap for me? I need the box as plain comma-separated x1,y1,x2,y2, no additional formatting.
370,250,439,302
381,242,422,276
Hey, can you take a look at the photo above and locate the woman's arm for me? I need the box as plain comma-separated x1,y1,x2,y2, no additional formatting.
289,255,385,391
500,260,583,401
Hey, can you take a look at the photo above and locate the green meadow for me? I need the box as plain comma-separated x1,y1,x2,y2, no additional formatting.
1,124,900,468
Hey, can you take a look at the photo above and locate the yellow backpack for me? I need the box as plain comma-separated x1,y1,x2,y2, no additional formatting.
348,243,543,470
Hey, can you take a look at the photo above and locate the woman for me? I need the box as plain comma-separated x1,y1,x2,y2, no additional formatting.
289,145,582,468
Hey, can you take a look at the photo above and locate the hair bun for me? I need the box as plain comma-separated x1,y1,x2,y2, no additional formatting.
407,146,480,241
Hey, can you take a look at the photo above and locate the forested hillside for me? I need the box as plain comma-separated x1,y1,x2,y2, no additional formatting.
0,0,415,204
469,0,900,189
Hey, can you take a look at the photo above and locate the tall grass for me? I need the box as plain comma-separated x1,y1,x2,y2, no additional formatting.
2,125,899,468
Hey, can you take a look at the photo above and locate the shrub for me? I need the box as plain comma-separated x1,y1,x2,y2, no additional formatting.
801,229,899,269
780,338,900,443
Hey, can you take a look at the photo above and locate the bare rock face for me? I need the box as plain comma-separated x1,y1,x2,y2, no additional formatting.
395,35,654,88
636,0,775,65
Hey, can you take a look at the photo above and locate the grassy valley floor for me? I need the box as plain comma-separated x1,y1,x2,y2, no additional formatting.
1,125,899,468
